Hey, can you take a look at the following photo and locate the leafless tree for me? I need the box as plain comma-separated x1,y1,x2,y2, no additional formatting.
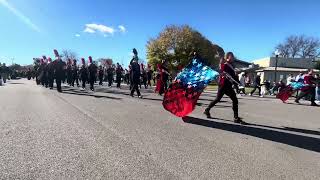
275,35,320,58
61,49,78,61
300,37,320,58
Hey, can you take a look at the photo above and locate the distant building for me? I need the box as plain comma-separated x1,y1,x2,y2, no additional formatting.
252,57,317,83
233,59,252,69
253,57,314,69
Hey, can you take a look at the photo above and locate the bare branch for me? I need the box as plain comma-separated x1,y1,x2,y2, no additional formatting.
275,35,320,58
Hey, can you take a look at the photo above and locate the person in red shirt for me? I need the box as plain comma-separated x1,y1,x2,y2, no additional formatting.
295,69,318,106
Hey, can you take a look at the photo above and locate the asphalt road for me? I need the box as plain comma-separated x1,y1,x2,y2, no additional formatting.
0,79,320,179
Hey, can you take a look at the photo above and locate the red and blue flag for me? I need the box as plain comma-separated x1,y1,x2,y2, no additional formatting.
163,58,218,117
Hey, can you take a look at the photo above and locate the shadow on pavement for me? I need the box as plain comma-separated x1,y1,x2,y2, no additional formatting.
61,89,122,100
285,102,318,107
7,82,25,85
182,116,320,153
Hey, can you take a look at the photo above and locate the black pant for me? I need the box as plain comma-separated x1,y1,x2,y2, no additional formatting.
116,79,121,88
207,86,239,118
159,80,168,95
72,76,79,87
99,75,103,85
296,88,316,104
36,76,40,85
48,76,54,88
108,75,113,87
56,78,62,92
89,77,95,90
250,85,261,95
147,79,151,87
238,87,246,94
130,82,141,96
142,80,147,89
81,78,86,89
41,74,47,87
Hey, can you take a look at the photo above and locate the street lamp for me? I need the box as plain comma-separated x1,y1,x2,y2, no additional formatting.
274,50,280,83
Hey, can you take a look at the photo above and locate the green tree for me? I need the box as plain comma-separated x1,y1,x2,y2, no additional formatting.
146,25,224,73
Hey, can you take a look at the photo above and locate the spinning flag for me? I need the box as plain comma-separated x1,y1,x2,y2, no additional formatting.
276,82,306,102
163,58,219,117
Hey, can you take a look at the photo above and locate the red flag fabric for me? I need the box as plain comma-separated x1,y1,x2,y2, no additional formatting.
163,58,218,117
276,86,294,103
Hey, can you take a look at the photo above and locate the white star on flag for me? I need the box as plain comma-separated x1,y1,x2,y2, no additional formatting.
192,59,197,64
195,73,200,77
202,67,208,70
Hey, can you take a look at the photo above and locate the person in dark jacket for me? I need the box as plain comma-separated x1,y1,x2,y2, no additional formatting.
26,68,32,80
66,59,73,85
140,64,148,89
53,57,66,92
107,65,114,87
130,48,142,98
147,65,153,87
33,61,40,85
204,52,245,124
46,57,55,89
249,74,262,96
87,56,97,91
71,59,79,87
79,58,88,89
38,59,46,87
98,65,104,85
1,63,10,84
42,56,49,87
115,63,123,88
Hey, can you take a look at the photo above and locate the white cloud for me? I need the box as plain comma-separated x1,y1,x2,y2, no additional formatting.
0,0,41,32
75,34,80,37
84,27,95,33
84,23,115,35
118,25,126,33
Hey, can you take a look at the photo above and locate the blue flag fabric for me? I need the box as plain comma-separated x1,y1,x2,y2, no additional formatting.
163,58,219,117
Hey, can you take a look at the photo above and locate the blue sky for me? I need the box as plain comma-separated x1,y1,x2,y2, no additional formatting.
0,0,319,66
